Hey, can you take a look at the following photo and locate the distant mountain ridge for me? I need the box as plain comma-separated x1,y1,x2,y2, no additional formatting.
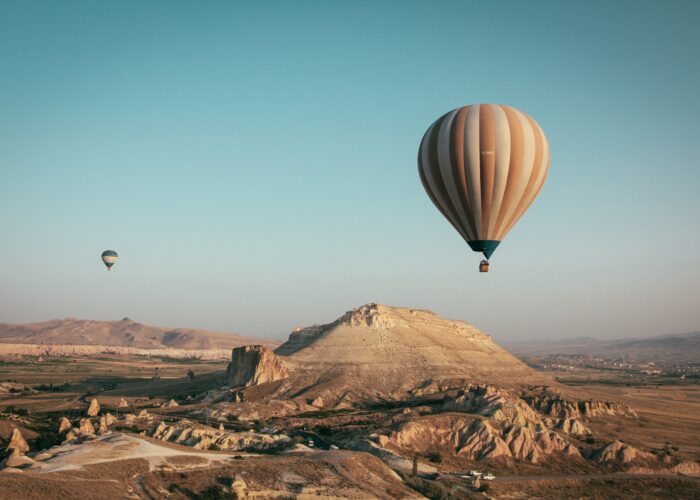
0,317,278,350
505,331,700,363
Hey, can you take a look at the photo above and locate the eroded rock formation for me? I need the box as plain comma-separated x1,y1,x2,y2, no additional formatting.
443,385,545,428
525,393,637,420
63,429,78,442
340,303,397,330
442,385,594,436
595,440,654,463
379,414,580,464
79,418,95,435
58,417,72,434
226,345,289,387
98,416,110,434
7,428,30,456
147,420,291,452
86,398,100,417
557,417,590,435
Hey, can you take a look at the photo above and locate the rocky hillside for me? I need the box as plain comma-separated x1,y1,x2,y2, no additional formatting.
1,430,418,499
379,413,581,463
225,303,551,406
216,306,662,470
147,419,291,452
374,384,642,465
0,317,277,350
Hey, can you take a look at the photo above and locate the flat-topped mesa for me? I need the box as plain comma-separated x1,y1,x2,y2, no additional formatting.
277,304,491,357
268,303,548,402
226,345,289,388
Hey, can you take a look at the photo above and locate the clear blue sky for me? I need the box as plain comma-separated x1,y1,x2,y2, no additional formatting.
1,1,698,342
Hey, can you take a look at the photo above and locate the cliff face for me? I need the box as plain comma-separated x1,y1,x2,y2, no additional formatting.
226,345,289,387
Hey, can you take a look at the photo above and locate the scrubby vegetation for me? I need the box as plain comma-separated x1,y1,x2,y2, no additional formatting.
31,429,62,452
398,472,457,500
3,405,29,416
33,382,71,392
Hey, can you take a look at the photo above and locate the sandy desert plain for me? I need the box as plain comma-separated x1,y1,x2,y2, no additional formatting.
0,304,698,499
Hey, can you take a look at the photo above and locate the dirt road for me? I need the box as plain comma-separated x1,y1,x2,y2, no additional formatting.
493,472,700,483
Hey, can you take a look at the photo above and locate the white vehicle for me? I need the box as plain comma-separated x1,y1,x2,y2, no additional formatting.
482,473,495,481
308,440,315,447
330,444,339,450
469,470,482,478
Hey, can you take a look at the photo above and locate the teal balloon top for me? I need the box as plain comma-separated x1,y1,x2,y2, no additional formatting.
101,250,118,270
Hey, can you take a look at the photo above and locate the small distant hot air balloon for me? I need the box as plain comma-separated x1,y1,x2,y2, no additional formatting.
101,250,118,271
418,104,550,272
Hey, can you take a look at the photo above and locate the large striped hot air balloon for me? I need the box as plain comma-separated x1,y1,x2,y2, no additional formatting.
101,250,118,270
418,104,550,271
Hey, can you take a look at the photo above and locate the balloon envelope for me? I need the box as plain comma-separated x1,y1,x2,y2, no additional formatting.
418,104,550,259
101,250,118,270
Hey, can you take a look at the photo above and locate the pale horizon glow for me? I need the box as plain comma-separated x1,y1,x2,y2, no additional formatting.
1,1,699,343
